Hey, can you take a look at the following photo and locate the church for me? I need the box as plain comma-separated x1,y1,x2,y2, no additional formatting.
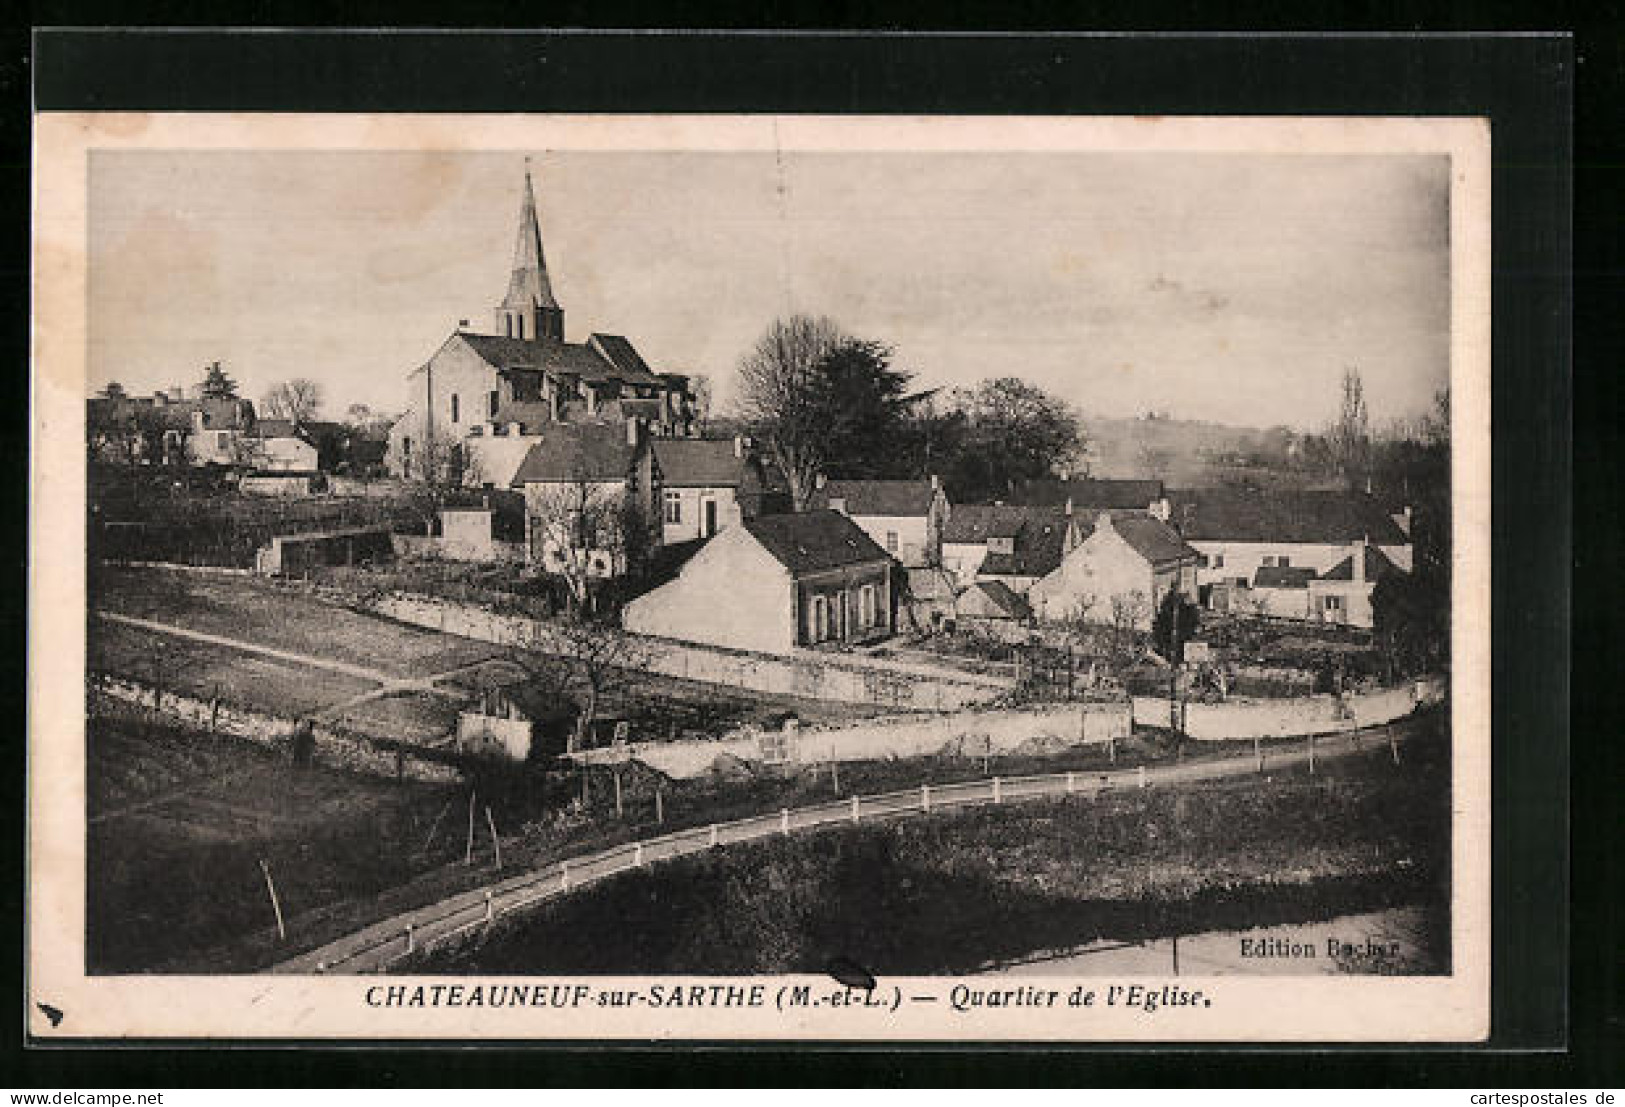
386,166,698,488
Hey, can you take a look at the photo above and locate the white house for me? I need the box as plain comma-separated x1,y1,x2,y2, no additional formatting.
1305,540,1406,628
811,477,951,568
1027,511,1201,630
622,510,894,656
1166,489,1413,607
652,437,782,544
243,419,320,473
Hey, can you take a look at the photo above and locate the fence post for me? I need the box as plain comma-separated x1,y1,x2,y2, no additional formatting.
1256,736,1265,774
1065,772,1076,795
851,795,861,823
708,824,718,848
634,842,644,866
921,783,932,812
404,923,415,954
993,776,1003,804
1389,728,1400,765
1138,765,1147,789
656,788,665,825
780,808,790,836
1308,732,1316,775
559,862,570,891
484,889,493,923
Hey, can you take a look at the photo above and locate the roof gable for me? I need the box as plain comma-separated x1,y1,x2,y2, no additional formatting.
1320,544,1404,581
813,479,938,517
743,510,891,575
1169,489,1410,545
509,425,645,485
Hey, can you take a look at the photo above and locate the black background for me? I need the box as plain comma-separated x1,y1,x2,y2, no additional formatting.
10,18,1603,1088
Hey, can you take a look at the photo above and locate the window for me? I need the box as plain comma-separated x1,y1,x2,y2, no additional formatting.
1323,595,1343,611
1278,555,1290,568
216,431,230,451
488,390,500,419
450,394,460,423
663,490,683,524
402,436,412,457
1212,554,1225,569
885,531,899,553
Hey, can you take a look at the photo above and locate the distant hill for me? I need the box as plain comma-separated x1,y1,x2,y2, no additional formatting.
1080,414,1331,491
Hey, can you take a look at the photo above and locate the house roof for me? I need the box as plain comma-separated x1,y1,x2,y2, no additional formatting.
1168,489,1410,545
251,418,302,440
813,479,938,518
1253,565,1318,589
1100,512,1202,565
1009,478,1166,509
956,580,1031,621
1320,544,1404,582
903,566,958,602
944,504,1048,543
588,334,656,381
979,514,1073,578
458,332,663,387
509,425,644,485
653,438,753,488
743,510,891,575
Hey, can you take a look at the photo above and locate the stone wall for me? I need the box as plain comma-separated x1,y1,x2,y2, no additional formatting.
1131,676,1445,741
95,675,461,784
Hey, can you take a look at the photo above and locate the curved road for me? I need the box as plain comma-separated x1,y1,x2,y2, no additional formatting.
270,713,1431,976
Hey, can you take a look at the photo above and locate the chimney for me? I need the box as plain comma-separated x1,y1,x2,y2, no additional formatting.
626,417,641,447
1149,497,1171,522
930,473,940,492
733,434,744,459
458,319,470,329
152,390,168,406
1064,496,1073,517
1353,536,1368,585
829,497,847,515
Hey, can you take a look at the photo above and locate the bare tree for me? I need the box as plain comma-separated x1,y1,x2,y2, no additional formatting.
541,615,650,753
1107,591,1150,668
261,378,324,425
523,471,649,613
689,373,715,434
1327,367,1371,486
734,314,845,510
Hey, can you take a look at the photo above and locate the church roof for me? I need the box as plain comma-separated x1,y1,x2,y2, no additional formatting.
459,333,663,387
501,169,560,312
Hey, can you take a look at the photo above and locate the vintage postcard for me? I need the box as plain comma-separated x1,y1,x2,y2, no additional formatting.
30,113,1490,1041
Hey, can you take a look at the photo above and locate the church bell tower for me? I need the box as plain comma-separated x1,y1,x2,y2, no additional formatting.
494,163,564,342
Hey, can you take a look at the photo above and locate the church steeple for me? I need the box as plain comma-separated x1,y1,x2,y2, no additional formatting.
495,162,564,342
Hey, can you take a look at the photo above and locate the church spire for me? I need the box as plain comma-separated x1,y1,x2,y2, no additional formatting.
495,161,564,341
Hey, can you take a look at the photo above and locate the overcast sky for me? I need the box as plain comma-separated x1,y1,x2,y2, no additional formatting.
89,149,1449,430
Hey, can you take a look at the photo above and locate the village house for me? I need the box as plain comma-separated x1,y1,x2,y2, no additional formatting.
811,476,951,568
1165,488,1413,610
622,510,894,656
241,418,319,473
651,436,784,544
953,579,1032,640
1303,539,1406,629
941,504,1074,592
89,389,259,468
508,420,663,580
1027,510,1201,630
387,167,697,488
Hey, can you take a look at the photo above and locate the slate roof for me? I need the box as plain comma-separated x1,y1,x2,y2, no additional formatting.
1102,513,1202,565
1253,566,1318,589
589,334,657,381
956,580,1031,621
491,400,556,432
744,510,891,575
943,504,1046,543
1009,478,1166,510
458,332,663,386
1319,544,1404,582
979,514,1072,578
251,418,301,440
509,425,644,485
813,479,938,518
653,439,753,488
1167,489,1410,545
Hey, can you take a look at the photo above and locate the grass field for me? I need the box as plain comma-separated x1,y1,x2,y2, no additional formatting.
87,697,464,973
91,618,382,718
422,718,1451,976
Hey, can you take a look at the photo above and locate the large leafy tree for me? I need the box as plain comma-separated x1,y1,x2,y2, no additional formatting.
815,339,921,479
934,377,1086,502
